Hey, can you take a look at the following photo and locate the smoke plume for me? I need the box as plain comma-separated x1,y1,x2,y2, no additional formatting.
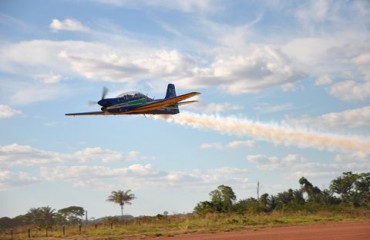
154,112,370,153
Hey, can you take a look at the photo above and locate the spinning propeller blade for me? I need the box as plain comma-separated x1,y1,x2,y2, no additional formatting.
88,100,98,106
88,87,109,106
101,87,108,100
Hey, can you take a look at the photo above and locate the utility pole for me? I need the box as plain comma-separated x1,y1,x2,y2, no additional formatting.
257,181,261,200
85,210,88,224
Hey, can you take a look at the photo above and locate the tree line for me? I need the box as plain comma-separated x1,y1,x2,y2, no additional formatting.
1,172,369,231
194,172,370,215
0,189,136,232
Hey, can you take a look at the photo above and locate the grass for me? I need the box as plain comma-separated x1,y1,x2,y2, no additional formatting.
2,210,370,239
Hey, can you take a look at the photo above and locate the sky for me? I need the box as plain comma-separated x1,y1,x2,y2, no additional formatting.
1,0,370,219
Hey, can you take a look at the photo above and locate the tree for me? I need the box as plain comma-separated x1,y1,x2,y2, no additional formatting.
259,193,277,212
209,185,236,213
107,189,136,216
26,206,56,231
57,206,85,225
233,197,261,214
330,172,370,207
194,185,237,215
194,201,214,216
299,177,322,203
267,188,305,211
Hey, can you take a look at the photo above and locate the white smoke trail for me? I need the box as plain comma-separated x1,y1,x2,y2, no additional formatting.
154,112,370,153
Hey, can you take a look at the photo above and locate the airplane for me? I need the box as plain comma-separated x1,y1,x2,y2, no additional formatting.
65,84,200,116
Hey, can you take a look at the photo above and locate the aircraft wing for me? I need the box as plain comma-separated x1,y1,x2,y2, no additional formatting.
65,111,107,116
122,92,200,114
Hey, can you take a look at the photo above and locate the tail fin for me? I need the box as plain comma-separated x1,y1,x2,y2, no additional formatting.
165,83,176,99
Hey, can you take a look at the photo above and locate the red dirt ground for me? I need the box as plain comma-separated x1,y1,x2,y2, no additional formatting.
148,222,370,240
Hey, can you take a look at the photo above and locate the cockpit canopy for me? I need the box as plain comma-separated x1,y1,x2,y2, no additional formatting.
116,91,148,100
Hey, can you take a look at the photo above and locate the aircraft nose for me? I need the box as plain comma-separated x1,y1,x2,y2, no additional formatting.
97,99,106,106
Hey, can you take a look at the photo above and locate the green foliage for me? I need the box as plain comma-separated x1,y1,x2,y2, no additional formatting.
195,172,370,216
330,172,370,207
57,206,85,225
194,185,237,215
194,201,214,216
209,185,236,213
25,206,56,229
107,189,136,216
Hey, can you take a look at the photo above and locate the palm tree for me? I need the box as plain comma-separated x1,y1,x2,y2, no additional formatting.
107,189,136,216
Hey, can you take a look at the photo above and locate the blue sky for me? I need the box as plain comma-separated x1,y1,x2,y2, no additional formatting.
1,0,370,218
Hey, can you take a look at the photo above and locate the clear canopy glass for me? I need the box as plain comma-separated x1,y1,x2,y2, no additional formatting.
116,92,147,100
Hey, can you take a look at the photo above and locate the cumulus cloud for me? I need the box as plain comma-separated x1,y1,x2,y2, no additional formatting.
319,47,370,101
0,170,39,190
329,80,370,101
38,164,250,190
247,153,369,179
0,144,251,191
295,0,330,26
184,46,304,94
248,154,306,171
285,106,370,130
34,72,63,84
50,18,90,32
0,144,143,169
0,105,21,118
0,39,304,96
315,74,332,86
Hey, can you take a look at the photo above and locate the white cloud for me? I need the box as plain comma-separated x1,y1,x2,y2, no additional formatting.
0,143,252,191
247,153,369,180
50,18,90,32
73,147,126,163
41,164,248,190
0,170,39,191
247,154,306,171
315,74,332,86
34,72,63,84
0,105,21,118
183,46,304,94
285,106,370,130
188,100,242,113
39,163,250,190
95,0,215,13
10,84,66,105
200,143,223,150
227,140,255,149
0,144,145,169
295,0,331,25
282,37,344,69
1,2,369,101
254,102,293,114
201,140,255,150
0,39,305,96
330,80,370,101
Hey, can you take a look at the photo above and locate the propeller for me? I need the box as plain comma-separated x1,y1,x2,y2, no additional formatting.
88,87,109,106
101,86,108,100
88,100,98,106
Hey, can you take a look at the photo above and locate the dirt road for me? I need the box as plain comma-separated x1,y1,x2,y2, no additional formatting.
149,222,370,240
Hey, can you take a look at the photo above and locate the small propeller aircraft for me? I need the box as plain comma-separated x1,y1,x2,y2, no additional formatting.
65,84,200,116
